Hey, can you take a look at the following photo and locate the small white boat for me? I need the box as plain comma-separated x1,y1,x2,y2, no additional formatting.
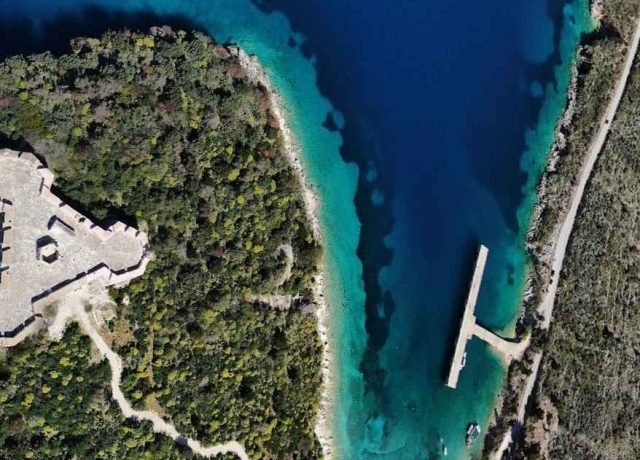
460,352,467,370
440,437,448,457
465,422,481,447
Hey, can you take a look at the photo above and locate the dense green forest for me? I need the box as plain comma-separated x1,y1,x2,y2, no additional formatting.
512,1,640,458
0,29,322,459
0,327,194,459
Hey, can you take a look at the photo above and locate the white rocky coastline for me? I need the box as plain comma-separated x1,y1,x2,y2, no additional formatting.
525,62,579,263
487,34,584,460
235,47,335,459
518,62,580,312
488,8,608,456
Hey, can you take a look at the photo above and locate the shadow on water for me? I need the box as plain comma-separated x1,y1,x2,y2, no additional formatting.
252,0,397,400
470,1,567,234
439,241,483,384
249,0,578,409
0,6,207,228
0,0,396,407
0,6,205,58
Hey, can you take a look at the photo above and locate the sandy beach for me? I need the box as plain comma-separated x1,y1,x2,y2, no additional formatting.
236,48,335,459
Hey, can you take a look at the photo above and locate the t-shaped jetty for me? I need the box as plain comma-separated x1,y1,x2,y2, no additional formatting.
446,245,528,389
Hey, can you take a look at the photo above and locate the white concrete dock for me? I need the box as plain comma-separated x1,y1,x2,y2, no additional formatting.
446,245,528,389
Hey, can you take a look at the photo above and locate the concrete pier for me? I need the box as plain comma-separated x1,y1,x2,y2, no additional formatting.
446,245,528,389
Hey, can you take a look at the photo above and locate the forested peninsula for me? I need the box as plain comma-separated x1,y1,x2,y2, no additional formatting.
0,28,323,459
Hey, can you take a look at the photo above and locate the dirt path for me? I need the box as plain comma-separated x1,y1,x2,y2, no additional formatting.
51,286,249,460
491,15,640,460
493,353,542,460
274,244,294,288
472,323,530,360
247,244,296,310
538,16,640,328
80,308,249,459
77,309,249,459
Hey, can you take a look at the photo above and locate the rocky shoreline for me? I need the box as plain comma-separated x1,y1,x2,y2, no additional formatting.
482,20,594,460
519,61,581,323
236,48,335,459
483,0,640,455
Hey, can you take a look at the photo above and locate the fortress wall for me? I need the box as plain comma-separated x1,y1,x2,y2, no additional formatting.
1,201,14,268
0,148,152,343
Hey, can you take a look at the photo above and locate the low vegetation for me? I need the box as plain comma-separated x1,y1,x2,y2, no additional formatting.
510,2,640,458
523,0,636,323
484,2,640,457
0,28,322,459
0,327,190,459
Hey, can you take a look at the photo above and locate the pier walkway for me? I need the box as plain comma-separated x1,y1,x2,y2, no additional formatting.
472,324,528,359
446,245,528,389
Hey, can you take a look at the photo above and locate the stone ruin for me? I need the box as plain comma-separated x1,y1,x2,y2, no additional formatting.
0,149,150,344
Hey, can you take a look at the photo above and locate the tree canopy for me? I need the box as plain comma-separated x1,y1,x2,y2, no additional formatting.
0,28,322,459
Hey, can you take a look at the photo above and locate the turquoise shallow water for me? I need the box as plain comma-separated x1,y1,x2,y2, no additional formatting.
0,1,595,459
368,3,594,459
259,1,594,458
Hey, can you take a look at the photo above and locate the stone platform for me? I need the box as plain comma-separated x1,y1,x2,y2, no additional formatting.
0,149,150,342
446,245,528,389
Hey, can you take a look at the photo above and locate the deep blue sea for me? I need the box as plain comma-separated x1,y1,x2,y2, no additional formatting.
0,1,593,458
